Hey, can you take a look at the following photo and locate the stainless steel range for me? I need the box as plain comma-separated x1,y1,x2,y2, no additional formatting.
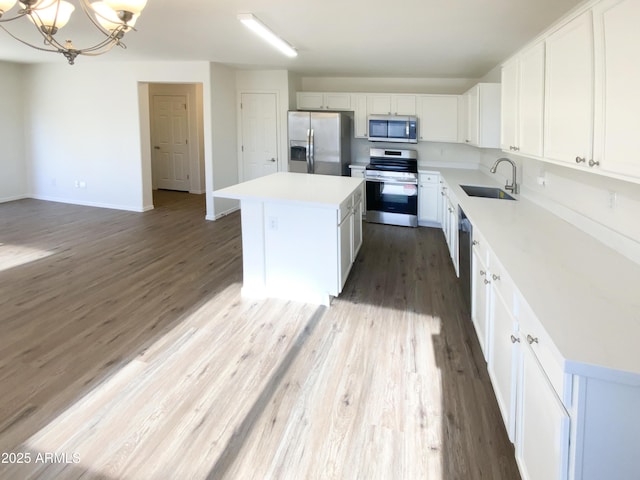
365,148,418,227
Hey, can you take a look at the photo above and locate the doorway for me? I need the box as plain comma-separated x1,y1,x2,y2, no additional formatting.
147,83,205,205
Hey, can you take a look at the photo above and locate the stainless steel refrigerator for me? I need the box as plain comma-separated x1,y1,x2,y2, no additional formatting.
288,111,351,176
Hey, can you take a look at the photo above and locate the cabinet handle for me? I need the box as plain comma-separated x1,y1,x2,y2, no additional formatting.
492,274,500,281
484,279,491,285
526,334,539,345
575,156,586,164
440,191,445,196
472,240,479,246
480,270,486,276
588,159,600,168
510,335,520,344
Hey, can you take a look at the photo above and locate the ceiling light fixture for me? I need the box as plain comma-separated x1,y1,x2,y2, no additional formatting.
237,13,297,58
0,0,148,65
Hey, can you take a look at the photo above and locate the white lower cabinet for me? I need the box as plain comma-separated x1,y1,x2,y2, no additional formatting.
471,235,490,361
488,284,519,442
517,342,570,480
440,180,458,276
349,165,367,217
418,172,440,226
337,187,363,291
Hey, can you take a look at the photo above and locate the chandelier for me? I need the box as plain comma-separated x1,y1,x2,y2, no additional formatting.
0,0,148,64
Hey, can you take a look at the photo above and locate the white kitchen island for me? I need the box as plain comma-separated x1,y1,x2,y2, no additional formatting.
214,172,364,305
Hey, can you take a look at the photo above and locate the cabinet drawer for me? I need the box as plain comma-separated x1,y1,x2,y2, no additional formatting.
338,196,353,224
472,228,489,267
352,186,363,206
518,298,566,402
419,172,439,184
489,254,515,314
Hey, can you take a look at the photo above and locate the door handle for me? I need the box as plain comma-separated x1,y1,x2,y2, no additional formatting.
154,146,160,150
269,158,276,162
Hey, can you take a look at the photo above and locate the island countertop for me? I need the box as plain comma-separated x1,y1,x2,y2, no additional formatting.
214,172,364,208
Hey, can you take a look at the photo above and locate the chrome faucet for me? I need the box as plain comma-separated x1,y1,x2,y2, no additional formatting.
490,157,519,194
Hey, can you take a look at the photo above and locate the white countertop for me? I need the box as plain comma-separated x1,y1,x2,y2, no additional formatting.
214,172,364,208
439,168,640,380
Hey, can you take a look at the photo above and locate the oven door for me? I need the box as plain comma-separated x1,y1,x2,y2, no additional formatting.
366,178,418,227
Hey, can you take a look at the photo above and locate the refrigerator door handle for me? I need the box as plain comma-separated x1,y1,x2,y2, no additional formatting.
306,128,311,173
309,128,315,174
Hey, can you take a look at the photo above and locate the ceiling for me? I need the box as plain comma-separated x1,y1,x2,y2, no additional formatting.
0,0,584,78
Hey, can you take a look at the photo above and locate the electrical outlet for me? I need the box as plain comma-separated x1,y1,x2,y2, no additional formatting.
608,191,617,209
79,181,87,189
268,216,278,230
74,180,80,188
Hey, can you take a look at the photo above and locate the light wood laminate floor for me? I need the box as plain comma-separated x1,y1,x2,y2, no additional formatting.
0,191,520,479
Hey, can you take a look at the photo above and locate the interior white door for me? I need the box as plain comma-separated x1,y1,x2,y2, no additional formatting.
152,95,191,191
241,93,278,182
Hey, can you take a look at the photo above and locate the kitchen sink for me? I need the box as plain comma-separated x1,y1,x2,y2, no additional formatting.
460,184,516,200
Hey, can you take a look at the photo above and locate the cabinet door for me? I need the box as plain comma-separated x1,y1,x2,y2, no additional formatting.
488,290,519,442
417,95,459,142
471,251,490,360
338,210,353,292
544,11,594,165
367,94,392,115
501,59,519,152
518,42,545,157
393,95,417,115
593,0,640,178
352,94,368,138
516,345,570,480
297,92,325,110
418,181,439,224
447,199,459,276
466,86,479,146
352,200,363,257
324,93,351,111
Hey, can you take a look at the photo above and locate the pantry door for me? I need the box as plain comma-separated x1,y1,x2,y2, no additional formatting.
240,93,279,182
152,95,191,191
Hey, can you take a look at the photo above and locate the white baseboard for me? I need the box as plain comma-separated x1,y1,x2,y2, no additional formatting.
207,205,240,221
30,195,147,213
0,194,29,203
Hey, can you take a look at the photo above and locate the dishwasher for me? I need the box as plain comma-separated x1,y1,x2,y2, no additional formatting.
458,206,472,313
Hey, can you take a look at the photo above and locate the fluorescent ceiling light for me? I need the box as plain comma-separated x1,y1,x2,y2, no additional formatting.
238,13,297,58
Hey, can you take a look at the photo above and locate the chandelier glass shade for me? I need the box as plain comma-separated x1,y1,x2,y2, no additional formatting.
0,0,147,64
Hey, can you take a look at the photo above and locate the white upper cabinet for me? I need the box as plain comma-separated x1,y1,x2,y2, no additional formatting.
417,95,459,143
518,42,546,157
463,83,501,148
297,92,352,111
501,59,519,153
351,94,368,138
592,0,640,179
543,11,594,166
367,94,416,115
501,42,545,157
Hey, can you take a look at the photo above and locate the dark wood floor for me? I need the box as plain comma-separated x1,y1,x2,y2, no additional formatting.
0,191,520,479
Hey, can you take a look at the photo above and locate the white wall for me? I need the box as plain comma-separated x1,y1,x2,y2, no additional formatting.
480,150,640,264
24,61,212,213
209,63,239,219
0,62,27,202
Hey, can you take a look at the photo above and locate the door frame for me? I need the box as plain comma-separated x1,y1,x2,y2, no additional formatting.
236,90,281,183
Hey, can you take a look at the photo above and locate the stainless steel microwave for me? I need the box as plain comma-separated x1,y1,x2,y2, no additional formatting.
368,115,418,143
